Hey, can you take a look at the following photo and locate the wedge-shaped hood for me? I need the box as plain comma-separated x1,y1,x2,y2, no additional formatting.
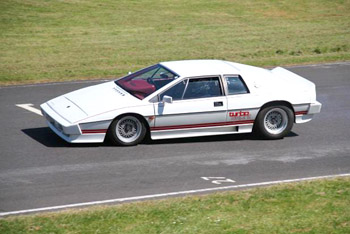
47,81,141,123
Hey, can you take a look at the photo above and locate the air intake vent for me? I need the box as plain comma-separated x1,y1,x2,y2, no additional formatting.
114,87,126,96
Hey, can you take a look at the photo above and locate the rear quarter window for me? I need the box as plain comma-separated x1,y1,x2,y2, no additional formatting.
225,76,249,95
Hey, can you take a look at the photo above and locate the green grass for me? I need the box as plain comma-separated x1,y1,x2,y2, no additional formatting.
1,177,350,233
1,0,349,85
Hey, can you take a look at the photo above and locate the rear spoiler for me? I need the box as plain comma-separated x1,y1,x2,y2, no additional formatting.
270,67,315,89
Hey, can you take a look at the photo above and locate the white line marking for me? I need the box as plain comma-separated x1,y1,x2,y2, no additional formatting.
201,177,226,180
0,173,349,217
16,104,42,116
285,61,350,68
1,79,110,89
201,177,236,184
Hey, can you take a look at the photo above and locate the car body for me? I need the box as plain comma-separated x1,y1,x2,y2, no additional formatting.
41,60,322,145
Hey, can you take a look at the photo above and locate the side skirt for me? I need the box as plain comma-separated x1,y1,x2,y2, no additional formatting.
150,122,254,140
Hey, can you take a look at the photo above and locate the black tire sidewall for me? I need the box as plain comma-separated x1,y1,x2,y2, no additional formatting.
255,105,294,139
109,116,146,146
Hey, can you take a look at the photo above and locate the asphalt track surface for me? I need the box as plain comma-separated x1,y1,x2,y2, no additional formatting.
1,63,349,215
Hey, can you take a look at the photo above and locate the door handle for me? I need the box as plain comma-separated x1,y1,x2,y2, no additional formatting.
214,101,223,107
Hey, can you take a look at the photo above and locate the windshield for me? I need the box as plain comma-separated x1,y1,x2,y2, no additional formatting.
115,64,178,100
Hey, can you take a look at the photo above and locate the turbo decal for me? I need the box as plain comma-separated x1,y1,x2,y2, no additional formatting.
228,110,252,121
229,111,250,117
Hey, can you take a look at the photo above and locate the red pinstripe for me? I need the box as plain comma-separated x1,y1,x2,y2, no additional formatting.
295,111,308,115
81,111,306,134
81,129,107,134
151,119,254,131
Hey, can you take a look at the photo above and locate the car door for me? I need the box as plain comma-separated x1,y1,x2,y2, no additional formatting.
224,75,258,133
151,76,228,139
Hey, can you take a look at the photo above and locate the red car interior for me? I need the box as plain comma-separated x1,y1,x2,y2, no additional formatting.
118,79,156,99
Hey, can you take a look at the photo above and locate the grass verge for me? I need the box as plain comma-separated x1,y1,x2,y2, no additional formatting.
1,177,350,233
1,0,349,85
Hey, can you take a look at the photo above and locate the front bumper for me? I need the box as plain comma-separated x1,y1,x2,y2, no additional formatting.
40,103,106,143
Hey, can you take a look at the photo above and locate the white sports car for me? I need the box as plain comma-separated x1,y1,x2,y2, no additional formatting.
41,60,322,146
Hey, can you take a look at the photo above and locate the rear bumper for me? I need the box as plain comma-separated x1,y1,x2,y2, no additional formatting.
308,101,322,114
295,101,322,124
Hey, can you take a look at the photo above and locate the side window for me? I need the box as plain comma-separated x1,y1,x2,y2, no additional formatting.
160,79,187,101
183,77,222,99
225,76,249,95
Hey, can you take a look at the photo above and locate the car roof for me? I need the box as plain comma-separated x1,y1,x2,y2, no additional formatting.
160,60,242,77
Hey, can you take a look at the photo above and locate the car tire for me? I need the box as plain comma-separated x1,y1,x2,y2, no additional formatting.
255,105,294,139
109,115,146,146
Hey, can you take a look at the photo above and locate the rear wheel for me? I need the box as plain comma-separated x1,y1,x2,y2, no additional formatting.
255,105,294,139
109,115,146,146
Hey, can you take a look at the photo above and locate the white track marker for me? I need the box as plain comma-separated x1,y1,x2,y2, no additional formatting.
0,173,349,217
201,177,236,184
16,104,42,116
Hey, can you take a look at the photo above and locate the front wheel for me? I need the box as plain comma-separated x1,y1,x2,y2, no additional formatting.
255,105,294,139
109,115,146,146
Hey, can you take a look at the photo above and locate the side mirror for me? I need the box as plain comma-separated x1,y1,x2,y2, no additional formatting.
162,95,173,104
